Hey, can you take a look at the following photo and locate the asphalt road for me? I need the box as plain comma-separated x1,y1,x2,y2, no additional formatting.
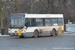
0,33,75,50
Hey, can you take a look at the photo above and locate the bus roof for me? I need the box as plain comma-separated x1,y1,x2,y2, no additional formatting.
11,13,63,18
11,13,25,15
25,14,63,18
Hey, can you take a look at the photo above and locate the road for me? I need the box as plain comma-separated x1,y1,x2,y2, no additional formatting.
0,33,75,50
0,24,75,50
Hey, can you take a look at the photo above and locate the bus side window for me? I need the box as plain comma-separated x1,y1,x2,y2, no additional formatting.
52,18,58,26
31,18,36,26
45,18,51,26
36,18,43,26
25,21,28,27
27,18,31,26
58,18,63,25
25,18,36,27
25,18,28,27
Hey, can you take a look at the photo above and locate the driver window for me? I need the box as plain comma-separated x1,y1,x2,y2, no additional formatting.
25,18,28,27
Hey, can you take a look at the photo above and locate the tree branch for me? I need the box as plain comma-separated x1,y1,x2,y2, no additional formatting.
39,0,47,9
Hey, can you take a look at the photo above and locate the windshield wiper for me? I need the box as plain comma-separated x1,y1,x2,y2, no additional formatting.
10,25,17,29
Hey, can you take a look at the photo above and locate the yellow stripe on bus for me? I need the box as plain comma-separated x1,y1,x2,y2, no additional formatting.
18,29,21,36
58,26,62,34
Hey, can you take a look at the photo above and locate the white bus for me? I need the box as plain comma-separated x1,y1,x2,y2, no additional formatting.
8,14,64,38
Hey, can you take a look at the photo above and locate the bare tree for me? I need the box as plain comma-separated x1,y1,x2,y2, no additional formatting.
15,0,18,13
47,0,51,13
0,0,3,29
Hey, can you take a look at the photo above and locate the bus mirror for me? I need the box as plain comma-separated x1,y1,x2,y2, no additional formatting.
24,26,26,29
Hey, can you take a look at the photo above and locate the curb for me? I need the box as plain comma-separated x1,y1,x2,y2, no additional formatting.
0,35,9,37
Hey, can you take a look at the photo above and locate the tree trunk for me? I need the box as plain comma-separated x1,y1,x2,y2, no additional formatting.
15,0,18,13
0,0,3,29
47,0,51,13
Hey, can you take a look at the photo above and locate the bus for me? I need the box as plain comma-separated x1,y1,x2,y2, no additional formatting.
8,14,64,38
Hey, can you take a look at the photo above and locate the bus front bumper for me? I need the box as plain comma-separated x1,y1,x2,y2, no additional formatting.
9,32,33,36
9,33,23,36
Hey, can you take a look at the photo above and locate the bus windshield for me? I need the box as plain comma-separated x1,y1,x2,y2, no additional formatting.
9,14,25,28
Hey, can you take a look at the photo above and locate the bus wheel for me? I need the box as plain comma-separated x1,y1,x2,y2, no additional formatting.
55,32,58,36
19,36,24,38
51,30,56,36
34,31,39,38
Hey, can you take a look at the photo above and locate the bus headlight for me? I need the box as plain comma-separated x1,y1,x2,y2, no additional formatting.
21,29,26,33
9,30,11,32
21,30,23,32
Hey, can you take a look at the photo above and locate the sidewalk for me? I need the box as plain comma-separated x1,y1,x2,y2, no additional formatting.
0,33,9,37
64,31,75,34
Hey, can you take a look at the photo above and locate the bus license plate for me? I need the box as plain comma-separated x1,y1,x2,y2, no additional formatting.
15,33,17,35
